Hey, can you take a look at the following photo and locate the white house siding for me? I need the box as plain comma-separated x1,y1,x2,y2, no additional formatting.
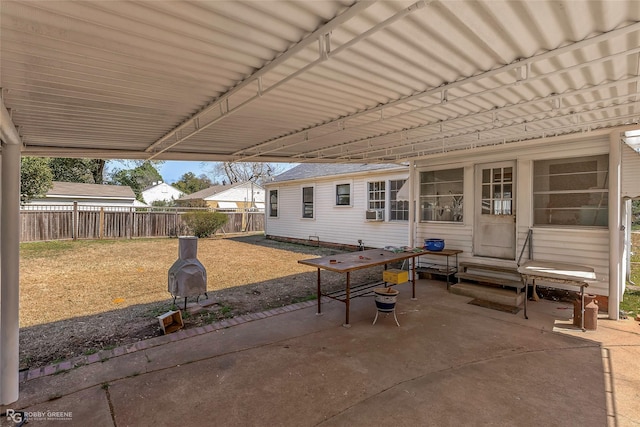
414,133,612,295
141,183,183,205
622,143,640,198
266,170,409,249
207,183,265,206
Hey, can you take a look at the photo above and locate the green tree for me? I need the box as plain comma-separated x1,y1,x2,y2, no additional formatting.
151,199,175,207
20,157,53,202
49,158,106,183
110,161,163,201
182,211,228,238
175,198,209,208
633,200,640,227
173,172,213,194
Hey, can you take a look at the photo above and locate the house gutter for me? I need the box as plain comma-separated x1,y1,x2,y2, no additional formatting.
0,96,21,404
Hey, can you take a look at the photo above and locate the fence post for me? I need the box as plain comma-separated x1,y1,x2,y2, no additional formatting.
73,201,78,241
99,207,105,239
129,207,133,239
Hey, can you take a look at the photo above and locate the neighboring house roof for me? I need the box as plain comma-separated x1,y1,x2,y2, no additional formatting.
45,181,136,200
179,181,264,201
141,181,181,193
270,163,407,183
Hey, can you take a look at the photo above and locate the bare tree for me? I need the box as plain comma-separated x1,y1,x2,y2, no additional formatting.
210,162,285,184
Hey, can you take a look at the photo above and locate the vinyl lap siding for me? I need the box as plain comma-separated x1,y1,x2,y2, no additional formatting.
622,143,640,198
526,228,609,295
265,172,410,249
414,133,612,295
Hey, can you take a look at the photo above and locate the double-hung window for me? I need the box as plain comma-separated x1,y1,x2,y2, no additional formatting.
302,186,314,218
389,179,409,221
336,183,351,206
367,181,385,210
269,189,278,217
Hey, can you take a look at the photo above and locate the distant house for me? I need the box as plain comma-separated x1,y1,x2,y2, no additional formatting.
141,181,184,205
177,181,265,210
263,163,410,249
25,181,138,208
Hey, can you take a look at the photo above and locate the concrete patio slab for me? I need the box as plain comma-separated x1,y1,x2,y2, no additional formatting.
2,279,639,427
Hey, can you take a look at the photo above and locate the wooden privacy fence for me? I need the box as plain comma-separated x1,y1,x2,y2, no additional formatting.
20,203,265,242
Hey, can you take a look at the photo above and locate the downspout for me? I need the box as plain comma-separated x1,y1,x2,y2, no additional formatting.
0,96,21,404
408,160,415,248
608,132,622,320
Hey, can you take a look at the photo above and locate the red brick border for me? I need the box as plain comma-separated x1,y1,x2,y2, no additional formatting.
19,299,319,383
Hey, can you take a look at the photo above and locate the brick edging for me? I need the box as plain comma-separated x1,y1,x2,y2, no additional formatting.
19,298,326,383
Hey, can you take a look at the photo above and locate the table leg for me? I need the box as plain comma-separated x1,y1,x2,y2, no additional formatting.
455,253,459,285
344,272,351,328
580,285,585,332
446,255,450,290
411,256,417,300
316,268,322,316
523,275,529,319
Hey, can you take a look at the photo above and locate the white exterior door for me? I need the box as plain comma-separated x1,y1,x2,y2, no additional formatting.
473,161,516,259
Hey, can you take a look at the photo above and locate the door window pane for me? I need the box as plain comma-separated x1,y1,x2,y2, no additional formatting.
481,166,513,216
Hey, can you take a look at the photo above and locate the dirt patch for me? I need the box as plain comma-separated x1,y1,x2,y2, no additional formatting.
19,234,386,370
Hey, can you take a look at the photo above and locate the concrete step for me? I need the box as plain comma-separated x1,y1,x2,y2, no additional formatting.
458,262,519,276
455,272,523,291
450,282,524,307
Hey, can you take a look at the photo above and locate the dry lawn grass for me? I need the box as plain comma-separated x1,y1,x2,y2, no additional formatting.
19,234,384,370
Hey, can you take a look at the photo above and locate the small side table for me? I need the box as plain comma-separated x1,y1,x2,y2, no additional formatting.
416,249,463,289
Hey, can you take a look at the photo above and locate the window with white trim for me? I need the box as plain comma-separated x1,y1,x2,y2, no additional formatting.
336,183,350,206
533,154,608,226
367,181,385,210
269,189,278,217
419,168,464,222
302,186,314,218
389,179,408,221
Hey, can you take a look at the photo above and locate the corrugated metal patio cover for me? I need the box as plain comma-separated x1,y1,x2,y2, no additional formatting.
1,1,639,163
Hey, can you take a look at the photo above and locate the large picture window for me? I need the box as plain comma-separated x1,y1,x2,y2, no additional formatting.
302,186,314,218
389,179,409,221
419,168,464,222
533,154,608,226
269,189,278,217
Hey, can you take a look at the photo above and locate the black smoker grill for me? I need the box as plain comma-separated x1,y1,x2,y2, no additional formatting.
168,236,207,310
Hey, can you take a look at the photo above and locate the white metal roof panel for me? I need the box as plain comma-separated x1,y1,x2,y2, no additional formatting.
1,0,638,163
